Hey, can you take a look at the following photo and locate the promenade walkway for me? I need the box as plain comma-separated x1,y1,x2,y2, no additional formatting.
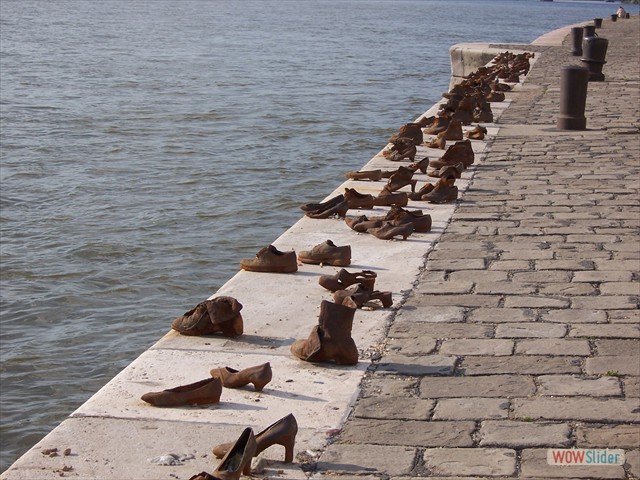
312,16,639,480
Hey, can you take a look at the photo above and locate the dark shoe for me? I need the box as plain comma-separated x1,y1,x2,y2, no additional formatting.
212,427,257,480
172,297,243,337
305,200,349,219
373,190,408,207
300,194,344,213
212,413,298,464
408,183,435,201
427,162,464,179
344,169,382,181
210,362,272,392
429,140,474,169
334,283,393,309
291,300,358,365
189,472,218,480
319,268,377,292
344,188,375,209
345,215,382,233
367,221,414,240
423,177,459,204
141,377,222,407
240,245,297,273
389,122,424,146
298,240,351,266
385,166,416,193
408,156,429,174
466,125,487,140
441,119,463,140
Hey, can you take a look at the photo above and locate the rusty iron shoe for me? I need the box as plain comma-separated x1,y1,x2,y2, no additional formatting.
344,169,383,181
385,166,417,193
345,215,383,233
211,427,257,480
373,190,408,207
367,221,414,240
466,125,488,140
388,122,424,146
298,240,351,267
210,362,272,392
422,176,459,204
334,283,393,309
300,194,344,213
425,133,446,149
385,205,432,233
319,268,377,292
212,413,298,464
429,140,474,169
141,377,222,407
427,162,464,179
344,188,375,209
172,297,243,337
305,199,349,219
408,182,435,201
290,300,358,366
408,156,430,174
240,245,297,273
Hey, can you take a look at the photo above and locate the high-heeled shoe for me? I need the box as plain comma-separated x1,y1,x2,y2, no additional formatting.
408,157,429,174
212,413,298,464
344,169,382,181
333,283,393,309
141,377,222,407
408,182,435,201
367,221,414,240
211,427,257,480
210,362,272,392
318,268,377,292
385,166,417,192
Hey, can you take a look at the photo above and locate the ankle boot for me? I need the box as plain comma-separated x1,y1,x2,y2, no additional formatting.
212,427,257,480
466,125,487,140
441,119,463,140
334,284,393,309
423,116,449,135
389,122,423,146
291,300,358,365
300,194,344,212
387,206,432,233
367,221,414,240
141,377,222,407
426,133,446,149
429,140,474,169
210,363,272,392
408,156,430,174
416,115,435,128
422,177,459,204
345,215,383,233
344,169,382,181
172,297,243,337
212,413,298,464
408,183,435,201
344,188,375,209
298,240,351,267
383,142,416,162
385,166,416,192
319,268,377,292
373,190,408,207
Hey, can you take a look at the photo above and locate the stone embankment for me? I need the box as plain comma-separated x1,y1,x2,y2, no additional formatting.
2,15,638,480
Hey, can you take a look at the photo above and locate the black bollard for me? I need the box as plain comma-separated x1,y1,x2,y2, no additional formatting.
570,27,584,56
583,25,597,38
582,36,609,81
594,18,603,28
557,66,589,130
611,14,617,22
626,13,630,19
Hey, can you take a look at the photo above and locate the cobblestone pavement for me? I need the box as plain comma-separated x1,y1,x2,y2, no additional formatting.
310,16,639,480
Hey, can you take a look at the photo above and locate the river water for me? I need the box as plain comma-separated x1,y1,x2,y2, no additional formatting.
0,0,632,471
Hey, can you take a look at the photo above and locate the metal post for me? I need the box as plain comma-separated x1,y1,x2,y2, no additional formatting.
570,27,584,56
611,14,617,22
583,25,597,38
557,66,589,130
594,18,603,28
581,36,609,81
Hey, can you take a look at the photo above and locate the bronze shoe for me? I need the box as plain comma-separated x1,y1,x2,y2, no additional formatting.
298,240,351,267
172,297,243,337
408,157,429,174
334,283,393,309
425,133,446,149
240,245,297,273
300,194,344,212
212,427,257,480
385,166,417,193
373,190,408,207
210,362,272,392
383,139,417,162
388,122,424,146
305,200,349,219
441,119,463,140
427,162,464,179
319,268,377,292
429,140,474,169
408,183,435,201
344,169,382,181
345,215,383,233
423,116,449,135
422,177,459,204
386,206,432,233
344,188,375,209
466,125,488,140
367,221,414,240
141,377,222,407
212,413,298,464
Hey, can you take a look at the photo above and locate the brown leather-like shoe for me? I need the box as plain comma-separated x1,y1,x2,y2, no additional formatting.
240,245,297,273
466,125,488,140
300,194,344,212
408,156,430,174
385,166,417,193
408,183,435,201
389,122,424,146
441,119,463,140
344,188,375,209
426,133,446,149
386,206,432,233
298,240,351,267
344,169,383,181
210,363,272,392
319,268,377,292
373,190,409,207
334,283,393,309
368,221,414,240
141,377,222,407
212,427,257,480
212,413,298,464
305,200,349,219
172,297,243,337
429,140,474,169
345,215,383,233
427,162,464,179
423,116,449,135
291,300,358,365
422,177,459,204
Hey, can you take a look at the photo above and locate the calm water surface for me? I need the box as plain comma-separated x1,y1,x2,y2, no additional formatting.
1,0,632,471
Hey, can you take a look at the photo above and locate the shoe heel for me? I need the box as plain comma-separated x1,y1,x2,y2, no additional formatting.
410,179,417,193
282,435,295,463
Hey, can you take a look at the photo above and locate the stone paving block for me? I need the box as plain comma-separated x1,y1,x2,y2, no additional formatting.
420,375,535,398
495,322,567,338
576,424,640,449
535,259,595,271
571,296,637,310
541,309,607,323
360,375,417,398
316,443,415,476
460,356,582,375
596,339,640,356
585,356,640,376
513,398,640,422
608,309,640,324
600,282,640,295
468,307,535,323
515,339,591,356
627,449,640,479
448,270,509,284
353,396,435,421
520,448,625,479
474,281,537,295
569,324,640,339
341,419,474,447
512,270,573,283
422,448,516,477
537,375,622,397
440,339,514,356
415,280,475,295
538,283,596,296
488,260,532,270
594,260,640,271
501,249,554,260
394,304,465,323
432,398,510,420
572,271,634,282
376,353,456,376
386,336,437,355
623,376,639,397
427,259,486,270
479,420,572,447
412,294,501,308
388,322,493,339
504,296,570,308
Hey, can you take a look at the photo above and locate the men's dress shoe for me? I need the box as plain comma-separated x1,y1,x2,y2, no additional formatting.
212,413,298,464
141,377,222,407
212,427,257,480
388,122,424,146
172,297,243,337
210,362,272,392
427,162,464,179
385,206,432,233
298,240,351,267
305,199,349,219
344,188,375,209
319,268,377,292
240,245,297,273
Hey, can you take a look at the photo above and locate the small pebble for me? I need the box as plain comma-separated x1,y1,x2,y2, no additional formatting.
63,448,71,456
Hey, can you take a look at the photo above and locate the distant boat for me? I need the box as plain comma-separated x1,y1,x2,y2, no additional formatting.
540,0,553,3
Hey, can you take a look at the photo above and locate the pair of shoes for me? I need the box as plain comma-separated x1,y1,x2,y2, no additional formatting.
376,205,432,233
425,133,446,149
422,175,459,204
345,215,414,240
382,137,417,162
408,182,435,201
301,194,348,219
319,268,377,292
298,240,351,267
291,300,358,365
142,377,222,407
210,362,272,392
240,245,297,273
212,413,298,464
190,427,257,480
172,297,244,337
334,283,393,309
427,162,464,179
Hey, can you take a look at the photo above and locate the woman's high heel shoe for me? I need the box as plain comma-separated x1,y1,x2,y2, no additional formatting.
212,427,257,480
212,414,298,464
334,283,393,309
367,221,414,241
319,268,377,292
210,362,272,392
409,157,429,174
141,377,222,407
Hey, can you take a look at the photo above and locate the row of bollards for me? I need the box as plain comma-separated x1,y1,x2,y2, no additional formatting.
557,14,619,130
